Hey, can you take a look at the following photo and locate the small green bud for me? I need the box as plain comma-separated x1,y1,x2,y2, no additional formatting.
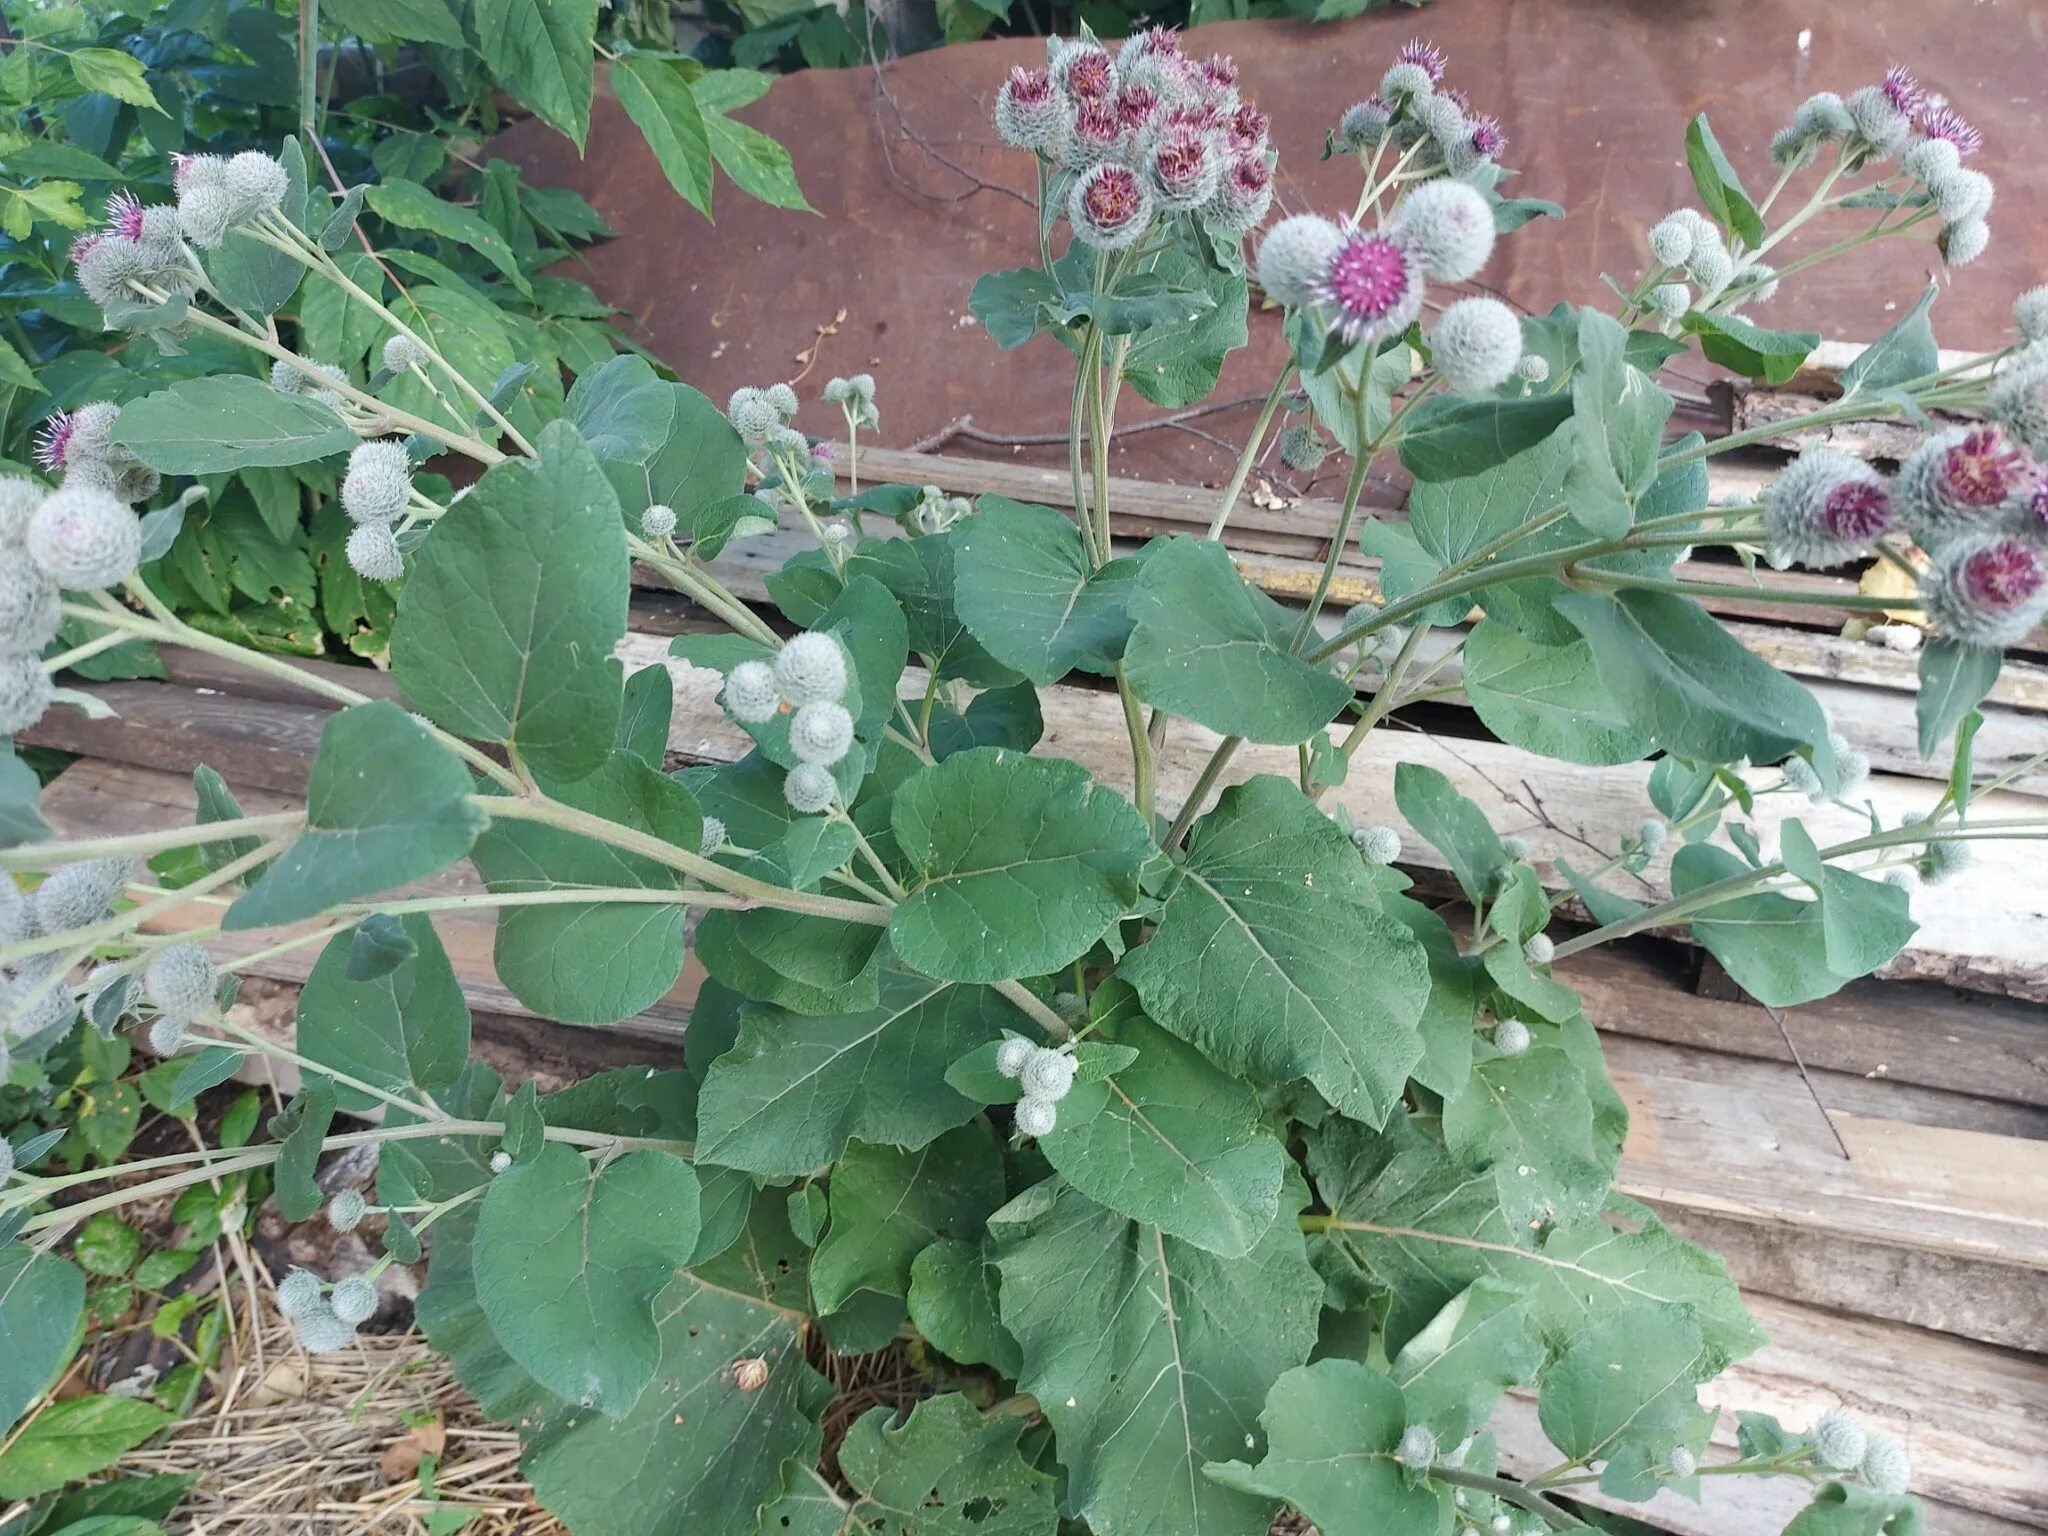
328,1189,369,1233
641,503,678,539
1493,1018,1531,1056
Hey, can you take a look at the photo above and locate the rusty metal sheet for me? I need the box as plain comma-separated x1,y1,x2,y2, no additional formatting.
501,4,2044,489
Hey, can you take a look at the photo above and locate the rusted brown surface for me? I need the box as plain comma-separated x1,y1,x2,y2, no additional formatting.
501,2,2043,486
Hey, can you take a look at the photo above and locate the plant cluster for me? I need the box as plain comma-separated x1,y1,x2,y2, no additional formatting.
0,28,2041,1536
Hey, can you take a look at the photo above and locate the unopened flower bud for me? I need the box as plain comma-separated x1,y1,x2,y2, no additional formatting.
1782,754,1824,801
32,856,132,933
25,485,141,590
329,1189,369,1232
1279,424,1327,472
1648,282,1691,321
345,521,404,584
1523,933,1554,965
1845,82,1913,158
0,562,60,655
1378,61,1435,104
641,504,678,539
1396,178,1495,282
1338,97,1394,151
223,151,287,218
699,817,727,856
0,1137,13,1184
1668,1447,1698,1478
1514,354,1550,383
1859,1432,1910,1495
725,660,781,723
783,762,836,814
0,657,51,743
1430,297,1522,393
1353,824,1402,865
1501,835,1530,861
789,700,855,766
1255,215,1343,309
276,1267,324,1317
381,334,428,373
1916,836,1971,885
2015,286,2048,345
1638,817,1668,856
0,475,43,544
489,1150,512,1173
774,632,848,706
1931,167,1993,224
995,1036,1035,1078
329,1274,379,1326
1812,1409,1868,1471
293,1302,360,1353
727,387,781,442
1647,213,1696,268
145,943,218,1018
177,180,235,250
1014,1094,1058,1137
1901,136,1961,185
1941,218,1990,268
147,1013,190,1055
1021,1046,1077,1102
342,441,411,525
1493,1018,1531,1056
1398,1424,1438,1469
1053,991,1087,1025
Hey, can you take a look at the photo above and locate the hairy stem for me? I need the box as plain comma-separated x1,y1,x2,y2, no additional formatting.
1205,367,1294,541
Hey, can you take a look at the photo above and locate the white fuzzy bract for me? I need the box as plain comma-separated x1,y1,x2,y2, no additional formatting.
727,388,782,442
1020,1047,1077,1102
0,655,51,739
1493,1018,1531,1056
177,180,235,250
342,441,411,524
1931,167,1993,224
1522,933,1554,965
1394,178,1495,282
382,334,428,373
774,632,848,705
995,1037,1035,1078
329,1189,369,1233
641,504,678,539
1812,1410,1868,1471
1648,282,1691,320
224,151,288,218
1429,297,1522,393
1255,215,1343,309
1901,137,1961,185
725,660,782,723
31,855,131,934
699,817,727,856
2015,286,2048,344
345,522,404,583
783,762,837,814
1354,824,1402,865
144,943,218,1018
1942,219,1990,268
330,1275,379,1326
1014,1095,1059,1137
1514,354,1550,383
147,1013,190,1056
1647,213,1696,267
1859,1433,1910,1495
789,700,855,766
1638,817,1669,856
277,1268,324,1317
1278,424,1327,472
293,1303,359,1354
1397,1424,1438,1468
0,477,43,545
26,485,142,590
0,562,60,656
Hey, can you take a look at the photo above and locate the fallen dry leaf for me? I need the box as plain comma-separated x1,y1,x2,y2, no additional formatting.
379,1414,447,1482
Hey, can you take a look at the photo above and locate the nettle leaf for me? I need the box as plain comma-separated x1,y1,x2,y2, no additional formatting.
1390,1278,1544,1445
1537,1302,1715,1500
1392,762,1510,907
564,355,748,525
1565,309,1673,539
836,1393,1059,1536
0,1246,85,1432
1039,987,1288,1258
991,1177,1324,1536
907,1236,1020,1376
474,1142,701,1414
1122,776,1428,1126
519,1190,832,1536
112,375,357,473
475,0,598,149
470,751,701,1025
391,420,628,783
951,498,1138,681
1442,1046,1612,1230
1305,1118,1764,1368
296,912,470,1111
1204,1359,1451,1536
1461,620,1653,767
889,748,1150,983
1124,538,1351,744
695,962,1022,1176
811,1122,1005,1315
226,701,486,930
1555,588,1835,779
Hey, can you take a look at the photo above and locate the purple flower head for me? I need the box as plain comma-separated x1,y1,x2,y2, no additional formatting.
1819,478,1895,541
1127,24,1181,60
1007,65,1054,105
1919,105,1981,155
1439,87,1470,114
1197,53,1238,94
107,191,148,243
1398,38,1448,82
1227,103,1270,155
1068,98,1125,161
1065,50,1115,102
1116,83,1161,132
1882,65,1925,119
1468,114,1508,159
33,409,79,473
1961,536,2046,610
1940,426,2034,508
1312,222,1423,346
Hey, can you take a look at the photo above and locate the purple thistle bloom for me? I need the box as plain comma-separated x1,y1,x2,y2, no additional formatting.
1919,105,1981,155
1398,37,1448,82
107,191,148,242
33,409,78,473
1312,223,1422,346
1961,537,2046,610
1882,65,1925,119
1819,479,1894,541
1468,115,1508,159
1940,426,2034,508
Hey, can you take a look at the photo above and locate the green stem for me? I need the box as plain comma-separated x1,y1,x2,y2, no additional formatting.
0,811,303,872
1205,366,1294,541
1312,622,1428,806
1289,390,1375,655
1162,735,1242,853
1566,566,1916,612
994,979,1072,1043
1430,1469,1590,1531
1117,663,1156,825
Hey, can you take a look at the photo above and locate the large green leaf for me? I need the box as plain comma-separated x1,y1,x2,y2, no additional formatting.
1461,620,1653,766
1839,285,1938,396
1683,312,1819,386
1039,988,1287,1258
0,1247,85,1432
1564,309,1672,538
1123,538,1351,744
1306,1118,1763,1368
1121,777,1427,1126
1782,1482,1926,1536
475,0,598,149
1554,588,1834,778
1408,430,1571,573
469,751,700,1025
907,1236,1020,1376
391,420,628,783
695,963,1021,1175
1395,393,1575,483
811,1123,1004,1315
0,1396,173,1499
1682,113,1765,247
991,1177,1323,1536
1442,1046,1612,1230
837,1393,1059,1536
889,748,1150,983
1915,637,2000,759
225,701,487,929
111,375,357,473
1119,255,1249,410
1389,1279,1544,1445
1204,1359,1450,1536
695,70,813,213
614,54,714,216
295,912,470,1111
951,499,1137,681
324,0,466,44
474,1142,701,1415
846,532,1022,687
1537,1302,1715,1499
519,1192,832,1536
564,353,750,527
380,283,527,437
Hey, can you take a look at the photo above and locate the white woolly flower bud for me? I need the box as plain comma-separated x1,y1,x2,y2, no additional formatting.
147,1013,190,1056
1021,1046,1077,1102
1648,282,1691,321
789,700,855,766
1762,445,1896,571
1931,167,1993,224
727,387,781,442
0,562,61,655
0,656,51,741
725,659,782,723
0,1137,13,1183
1743,263,1781,305
25,485,141,590
489,1150,512,1174
0,476,44,545
1901,136,1961,185
1353,824,1402,865
276,1268,324,1317
144,943,218,1018
1014,1095,1059,1138
293,1302,360,1354
379,334,427,374
2015,286,2048,345
1921,531,2048,648
1493,1018,1531,1056
32,855,131,933
1430,297,1522,393
1782,754,1824,802
995,1036,1035,1078
1378,61,1434,103
1916,836,1971,885
1668,1447,1698,1478
1395,178,1495,282
1338,98,1395,151
345,522,404,584
1687,237,1734,296
1830,734,1871,797
1647,213,1696,268
783,762,837,814
1845,85,1912,158
1490,1516,1513,1536
996,66,1065,152
1859,1432,1910,1495
341,442,411,525
1279,424,1327,472
1812,1410,1868,1471
75,237,150,307
1500,835,1530,861
1053,990,1087,1025
1514,354,1550,383
223,151,287,218
1941,219,1990,269
699,817,727,856
1523,933,1555,965
1398,1424,1438,1469
328,1189,368,1233
329,1274,379,1326
774,632,848,706
1638,817,1668,856
0,877,26,944
759,383,798,422
641,504,678,539
177,180,235,250
1255,215,1343,309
